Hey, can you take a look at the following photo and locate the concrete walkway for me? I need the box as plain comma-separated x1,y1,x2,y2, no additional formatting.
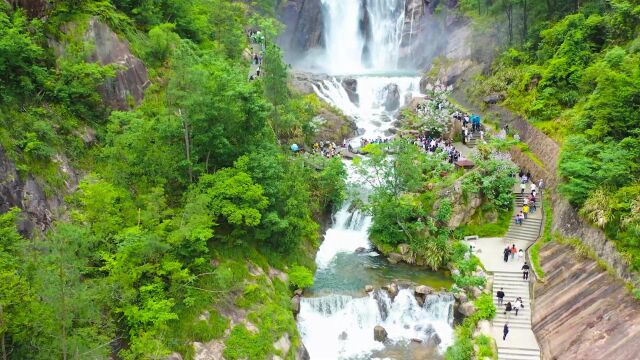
471,189,542,360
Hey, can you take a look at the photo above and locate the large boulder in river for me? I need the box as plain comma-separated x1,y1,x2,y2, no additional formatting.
374,325,388,342
415,285,434,296
388,252,404,264
381,83,401,111
383,282,399,301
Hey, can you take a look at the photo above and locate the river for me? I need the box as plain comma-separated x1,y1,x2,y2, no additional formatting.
293,1,456,359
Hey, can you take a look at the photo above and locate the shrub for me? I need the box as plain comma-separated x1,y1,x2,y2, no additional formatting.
288,265,314,290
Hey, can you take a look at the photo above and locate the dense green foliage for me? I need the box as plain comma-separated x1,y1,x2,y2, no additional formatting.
0,1,344,359
354,140,456,269
464,0,640,270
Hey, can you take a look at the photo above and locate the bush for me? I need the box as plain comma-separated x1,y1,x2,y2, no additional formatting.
288,265,314,290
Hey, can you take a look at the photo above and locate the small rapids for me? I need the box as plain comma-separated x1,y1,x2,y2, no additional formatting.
298,289,454,359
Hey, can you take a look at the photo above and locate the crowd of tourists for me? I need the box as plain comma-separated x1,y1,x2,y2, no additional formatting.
409,135,464,164
312,141,341,158
247,29,265,81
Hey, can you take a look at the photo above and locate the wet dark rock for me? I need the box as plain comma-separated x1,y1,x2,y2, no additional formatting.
295,342,311,360
355,247,368,253
381,83,401,111
341,78,359,105
290,0,325,52
291,295,301,316
339,331,348,341
374,325,388,342
365,285,374,293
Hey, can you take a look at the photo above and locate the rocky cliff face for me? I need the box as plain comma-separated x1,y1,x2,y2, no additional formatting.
533,242,640,360
6,0,48,17
50,17,150,110
0,146,78,234
83,18,151,110
281,0,324,55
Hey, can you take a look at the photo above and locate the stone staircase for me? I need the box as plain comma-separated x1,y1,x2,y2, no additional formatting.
503,192,543,244
465,130,481,148
490,186,542,360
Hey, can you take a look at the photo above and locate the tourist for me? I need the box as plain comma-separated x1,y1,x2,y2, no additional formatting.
522,262,530,280
503,323,509,340
515,213,522,225
530,182,537,194
518,212,524,225
522,174,529,184
518,249,524,263
497,288,505,305
510,244,517,261
520,182,526,194
505,301,513,316
526,171,531,180
514,297,523,316
538,179,544,192
530,196,537,213
503,246,510,263
523,204,529,219
523,196,529,206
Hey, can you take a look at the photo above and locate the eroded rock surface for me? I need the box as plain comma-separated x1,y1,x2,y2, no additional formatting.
84,18,150,110
533,243,640,360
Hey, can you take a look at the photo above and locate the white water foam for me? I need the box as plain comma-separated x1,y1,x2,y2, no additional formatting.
297,290,454,359
315,204,372,269
312,76,422,142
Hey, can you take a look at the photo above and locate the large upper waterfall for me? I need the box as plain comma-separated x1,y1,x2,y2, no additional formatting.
321,0,409,74
294,1,454,359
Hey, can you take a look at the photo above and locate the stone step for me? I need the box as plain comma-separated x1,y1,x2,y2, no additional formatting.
499,348,540,356
494,271,529,277
493,322,531,329
494,312,531,319
498,351,540,360
498,354,540,360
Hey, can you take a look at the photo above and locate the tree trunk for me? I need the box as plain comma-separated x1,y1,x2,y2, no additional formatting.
522,0,528,43
1,304,7,360
506,2,513,45
59,261,67,360
179,109,193,183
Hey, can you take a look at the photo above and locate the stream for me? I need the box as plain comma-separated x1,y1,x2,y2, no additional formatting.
294,1,456,359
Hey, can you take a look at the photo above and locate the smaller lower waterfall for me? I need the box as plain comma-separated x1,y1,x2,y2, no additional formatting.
298,289,454,359
315,204,372,269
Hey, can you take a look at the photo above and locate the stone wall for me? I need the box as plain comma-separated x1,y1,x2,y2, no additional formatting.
532,243,640,360
484,106,639,286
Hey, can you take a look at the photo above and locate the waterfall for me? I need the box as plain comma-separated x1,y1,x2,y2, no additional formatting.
315,203,372,269
295,2,453,358
320,0,408,74
298,289,455,359
313,76,422,141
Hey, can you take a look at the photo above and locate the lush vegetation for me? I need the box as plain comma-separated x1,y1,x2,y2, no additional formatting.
448,248,498,360
0,1,347,359
461,0,640,271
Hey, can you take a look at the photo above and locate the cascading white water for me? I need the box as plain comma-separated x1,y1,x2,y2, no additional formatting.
319,0,409,74
296,1,453,358
298,289,454,359
315,203,372,269
313,76,422,142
